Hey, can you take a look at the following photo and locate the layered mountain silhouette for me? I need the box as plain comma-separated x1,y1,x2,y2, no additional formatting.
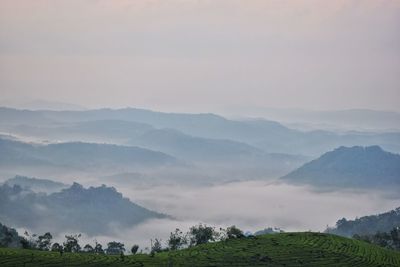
1,107,399,156
131,128,269,161
0,138,177,171
0,136,307,180
282,146,400,188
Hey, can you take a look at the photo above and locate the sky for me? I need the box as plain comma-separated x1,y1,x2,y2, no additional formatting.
0,0,399,113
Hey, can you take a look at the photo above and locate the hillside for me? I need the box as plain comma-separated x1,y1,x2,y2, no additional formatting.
327,207,400,237
0,138,177,171
0,183,167,235
282,146,400,188
128,128,307,174
0,232,399,266
129,128,264,161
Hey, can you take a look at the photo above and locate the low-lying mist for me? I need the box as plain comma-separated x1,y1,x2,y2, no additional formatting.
39,180,398,250
120,181,399,231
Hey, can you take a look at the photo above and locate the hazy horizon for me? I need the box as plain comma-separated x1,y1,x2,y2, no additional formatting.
2,98,400,114
1,0,399,113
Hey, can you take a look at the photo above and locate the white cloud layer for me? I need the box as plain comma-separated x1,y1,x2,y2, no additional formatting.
14,180,400,250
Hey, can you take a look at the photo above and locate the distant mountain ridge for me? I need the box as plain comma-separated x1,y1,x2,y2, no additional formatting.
230,107,400,131
130,128,264,161
1,107,399,157
282,146,400,188
0,138,177,171
0,135,308,181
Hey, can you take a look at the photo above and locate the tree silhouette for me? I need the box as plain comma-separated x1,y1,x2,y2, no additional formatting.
63,234,81,253
131,244,139,254
37,232,53,251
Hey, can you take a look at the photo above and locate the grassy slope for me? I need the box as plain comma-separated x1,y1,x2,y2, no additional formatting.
1,232,400,267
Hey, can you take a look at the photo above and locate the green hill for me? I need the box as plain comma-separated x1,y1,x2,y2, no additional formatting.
1,232,400,266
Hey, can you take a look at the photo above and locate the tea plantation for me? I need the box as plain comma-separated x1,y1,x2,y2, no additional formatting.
1,232,399,266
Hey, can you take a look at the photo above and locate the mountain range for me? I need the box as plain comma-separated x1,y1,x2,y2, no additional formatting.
1,107,400,187
0,136,308,182
1,107,399,157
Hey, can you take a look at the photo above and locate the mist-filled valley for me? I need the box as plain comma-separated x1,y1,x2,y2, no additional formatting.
1,1,400,265
1,107,399,251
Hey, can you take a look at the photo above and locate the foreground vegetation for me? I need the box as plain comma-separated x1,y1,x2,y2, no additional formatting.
1,232,400,267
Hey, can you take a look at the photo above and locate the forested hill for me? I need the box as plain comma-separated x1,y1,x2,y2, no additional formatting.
326,207,400,237
0,182,166,235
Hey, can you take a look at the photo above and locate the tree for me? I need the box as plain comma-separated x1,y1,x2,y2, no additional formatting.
131,244,139,255
390,227,400,249
63,234,81,253
20,238,30,249
150,238,162,255
21,231,37,249
374,232,391,248
94,242,104,254
336,218,348,228
0,224,18,247
51,243,63,252
106,241,125,255
353,227,400,251
168,228,187,250
83,244,94,253
188,224,218,246
226,225,244,239
37,232,52,251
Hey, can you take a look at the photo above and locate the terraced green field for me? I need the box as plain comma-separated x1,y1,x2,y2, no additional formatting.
1,232,399,266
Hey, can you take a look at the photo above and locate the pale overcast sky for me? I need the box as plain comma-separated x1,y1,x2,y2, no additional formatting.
0,0,399,112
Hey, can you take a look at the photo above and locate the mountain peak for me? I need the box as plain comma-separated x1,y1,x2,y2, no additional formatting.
282,146,400,188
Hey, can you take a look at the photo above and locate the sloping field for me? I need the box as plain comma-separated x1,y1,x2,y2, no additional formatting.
1,232,399,267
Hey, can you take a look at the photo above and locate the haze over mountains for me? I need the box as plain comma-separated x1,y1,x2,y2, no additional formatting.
227,107,400,132
1,106,399,185
1,1,400,263
1,107,399,156
0,106,400,249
